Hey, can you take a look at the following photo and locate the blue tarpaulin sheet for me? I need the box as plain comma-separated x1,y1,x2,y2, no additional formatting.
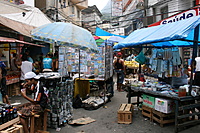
95,27,127,38
113,15,200,49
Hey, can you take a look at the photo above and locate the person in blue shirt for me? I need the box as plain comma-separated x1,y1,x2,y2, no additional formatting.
42,53,53,70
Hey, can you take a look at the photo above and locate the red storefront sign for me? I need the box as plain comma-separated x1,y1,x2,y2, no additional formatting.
197,0,200,5
148,6,200,27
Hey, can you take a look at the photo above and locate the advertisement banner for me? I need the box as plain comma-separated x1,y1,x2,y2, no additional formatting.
149,6,200,27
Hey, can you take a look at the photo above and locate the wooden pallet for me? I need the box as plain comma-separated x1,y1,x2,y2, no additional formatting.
152,109,175,127
142,105,153,121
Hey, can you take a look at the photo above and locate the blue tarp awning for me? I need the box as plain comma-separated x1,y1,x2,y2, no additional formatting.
95,27,127,38
113,15,200,49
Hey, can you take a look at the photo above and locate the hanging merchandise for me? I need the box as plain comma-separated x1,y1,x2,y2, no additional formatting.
148,48,183,78
135,51,146,65
37,72,73,129
172,47,181,66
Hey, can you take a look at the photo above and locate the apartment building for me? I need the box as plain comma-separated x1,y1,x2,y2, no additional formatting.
81,5,103,34
146,0,196,26
35,0,88,26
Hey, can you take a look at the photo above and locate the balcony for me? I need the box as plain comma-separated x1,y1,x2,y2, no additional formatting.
71,0,88,10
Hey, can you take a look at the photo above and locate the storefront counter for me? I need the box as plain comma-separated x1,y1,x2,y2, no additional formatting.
74,77,112,98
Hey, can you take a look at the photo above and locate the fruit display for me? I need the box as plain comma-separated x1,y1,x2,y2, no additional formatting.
124,60,140,68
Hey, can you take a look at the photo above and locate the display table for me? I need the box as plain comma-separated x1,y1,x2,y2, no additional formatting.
126,66,138,75
6,71,21,96
127,85,200,133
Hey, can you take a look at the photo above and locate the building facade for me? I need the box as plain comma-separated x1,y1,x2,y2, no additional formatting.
35,0,88,26
81,5,102,34
146,0,196,26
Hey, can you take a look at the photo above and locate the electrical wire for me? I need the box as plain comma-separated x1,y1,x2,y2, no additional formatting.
80,2,198,28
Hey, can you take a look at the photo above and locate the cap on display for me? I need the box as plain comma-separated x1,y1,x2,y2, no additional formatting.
24,72,36,79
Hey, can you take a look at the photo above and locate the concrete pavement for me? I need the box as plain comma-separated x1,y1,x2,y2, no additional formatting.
9,81,200,133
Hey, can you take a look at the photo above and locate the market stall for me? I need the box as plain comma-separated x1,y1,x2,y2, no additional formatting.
31,22,108,128
0,37,44,129
0,37,45,98
114,15,200,132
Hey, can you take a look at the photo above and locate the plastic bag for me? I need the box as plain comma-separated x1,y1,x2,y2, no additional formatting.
135,51,146,64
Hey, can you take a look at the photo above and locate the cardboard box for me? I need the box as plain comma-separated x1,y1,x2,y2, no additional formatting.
118,104,133,124
142,94,155,108
154,98,175,114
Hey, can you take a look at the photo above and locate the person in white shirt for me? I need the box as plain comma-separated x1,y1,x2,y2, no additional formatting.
194,57,200,86
20,54,33,89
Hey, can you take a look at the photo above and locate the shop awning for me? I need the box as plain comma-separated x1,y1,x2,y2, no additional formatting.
113,15,200,49
0,15,35,37
0,4,52,37
0,37,45,47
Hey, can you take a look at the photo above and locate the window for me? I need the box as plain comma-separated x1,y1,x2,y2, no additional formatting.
153,8,156,22
77,10,80,18
72,6,74,14
160,6,168,20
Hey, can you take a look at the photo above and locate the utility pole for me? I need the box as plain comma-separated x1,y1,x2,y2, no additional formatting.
56,0,59,22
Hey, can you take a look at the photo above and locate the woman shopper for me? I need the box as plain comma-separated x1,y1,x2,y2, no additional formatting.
113,53,126,92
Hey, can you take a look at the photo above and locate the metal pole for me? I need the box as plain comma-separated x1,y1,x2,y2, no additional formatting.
189,24,199,94
79,48,80,79
103,40,107,107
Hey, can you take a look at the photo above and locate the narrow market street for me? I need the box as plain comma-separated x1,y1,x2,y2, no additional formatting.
9,76,200,133
1,1,200,133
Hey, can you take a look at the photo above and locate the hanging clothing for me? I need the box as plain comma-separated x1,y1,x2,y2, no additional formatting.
43,57,52,69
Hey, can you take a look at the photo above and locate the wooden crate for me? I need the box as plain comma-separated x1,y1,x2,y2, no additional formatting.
117,104,133,124
142,105,153,121
0,117,20,131
1,125,23,133
11,83,21,96
152,109,175,127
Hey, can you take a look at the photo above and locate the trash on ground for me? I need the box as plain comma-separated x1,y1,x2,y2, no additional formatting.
68,117,96,125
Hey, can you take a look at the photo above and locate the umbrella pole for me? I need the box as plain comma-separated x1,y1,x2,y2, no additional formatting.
103,40,107,107
189,24,199,94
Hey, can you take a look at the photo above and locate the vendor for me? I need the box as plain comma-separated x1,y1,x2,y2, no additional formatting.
171,66,189,88
194,57,200,86
18,72,48,133
113,53,125,92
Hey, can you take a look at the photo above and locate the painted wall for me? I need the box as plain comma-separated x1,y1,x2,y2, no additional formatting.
23,0,35,6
